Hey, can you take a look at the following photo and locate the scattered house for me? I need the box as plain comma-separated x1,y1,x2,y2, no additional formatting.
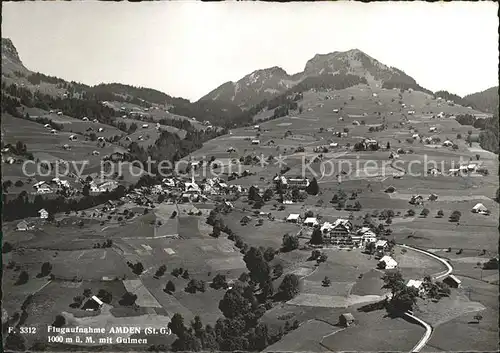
443,274,462,288
92,150,100,156
429,126,437,132
184,180,201,193
98,128,104,132
16,220,32,231
409,195,424,205
142,124,149,128
408,110,415,115
286,214,301,223
329,142,339,147
357,227,377,244
333,109,339,113
38,208,49,219
448,168,460,176
428,167,440,176
93,119,99,123
412,133,419,139
320,222,334,234
287,178,310,189
467,164,477,172
82,117,89,122
428,193,438,201
406,279,424,294
50,129,57,134
227,147,236,153
375,240,389,251
254,125,260,129
472,203,488,214
251,139,260,145
83,295,104,311
57,111,63,116
442,140,453,147
69,135,78,141
303,217,319,227
352,120,360,126
62,144,71,150
97,137,105,143
339,313,355,327
378,255,398,269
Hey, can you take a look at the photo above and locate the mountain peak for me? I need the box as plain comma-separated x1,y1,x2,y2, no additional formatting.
2,38,22,64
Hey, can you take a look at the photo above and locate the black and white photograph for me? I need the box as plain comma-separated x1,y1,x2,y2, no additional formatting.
1,1,499,352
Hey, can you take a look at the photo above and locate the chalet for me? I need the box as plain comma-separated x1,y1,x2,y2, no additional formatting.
82,117,89,122
428,193,438,201
69,135,78,141
83,295,104,311
442,140,453,147
428,168,440,176
467,164,477,171
51,129,57,134
429,127,437,132
109,152,125,162
320,222,334,234
330,219,352,237
375,240,389,251
57,111,63,116
286,214,300,223
287,178,310,189
16,220,32,231
406,279,424,294
339,313,355,327
442,274,461,288
472,203,488,214
303,217,319,227
409,195,424,205
357,227,377,244
378,255,398,269
38,208,49,219
184,182,201,193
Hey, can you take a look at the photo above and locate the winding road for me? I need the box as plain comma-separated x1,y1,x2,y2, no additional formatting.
399,244,454,353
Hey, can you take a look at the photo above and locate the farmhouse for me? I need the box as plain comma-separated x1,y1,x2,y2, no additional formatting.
378,255,398,269
303,217,319,227
38,208,49,219
443,274,462,288
286,214,301,223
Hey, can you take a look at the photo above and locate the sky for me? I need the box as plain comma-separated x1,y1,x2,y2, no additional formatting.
2,1,498,101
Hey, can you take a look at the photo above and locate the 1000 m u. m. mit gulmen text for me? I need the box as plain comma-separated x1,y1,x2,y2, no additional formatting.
42,325,172,345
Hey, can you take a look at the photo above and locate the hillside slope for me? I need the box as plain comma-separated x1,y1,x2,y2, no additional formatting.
464,86,499,114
